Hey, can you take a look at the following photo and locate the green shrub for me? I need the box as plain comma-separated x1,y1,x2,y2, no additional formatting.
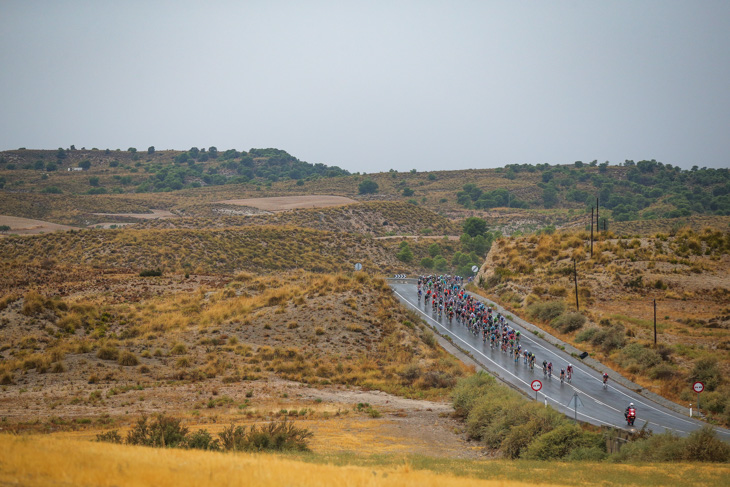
358,179,378,194
96,430,123,444
420,370,456,389
186,429,221,451
126,415,189,448
522,424,603,460
218,419,312,452
690,357,721,391
576,323,626,353
527,301,566,322
399,363,422,384
565,446,608,461
451,371,497,418
139,268,162,277
617,343,661,371
422,331,437,348
500,420,544,459
683,425,730,462
612,431,686,462
648,363,677,380
552,312,586,333
118,351,139,366
96,346,119,361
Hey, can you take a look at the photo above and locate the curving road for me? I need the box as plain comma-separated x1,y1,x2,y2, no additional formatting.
389,279,730,440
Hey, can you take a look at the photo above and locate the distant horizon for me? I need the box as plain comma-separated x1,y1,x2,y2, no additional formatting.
1,146,725,173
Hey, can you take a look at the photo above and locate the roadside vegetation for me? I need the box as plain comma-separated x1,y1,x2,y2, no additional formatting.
453,371,729,462
476,226,730,425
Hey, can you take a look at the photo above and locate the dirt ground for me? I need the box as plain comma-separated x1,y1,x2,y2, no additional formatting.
90,209,177,219
216,195,358,211
0,215,77,235
0,374,481,458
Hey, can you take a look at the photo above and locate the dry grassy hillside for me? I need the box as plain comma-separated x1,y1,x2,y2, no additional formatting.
476,227,730,423
0,225,404,274
132,201,461,237
0,271,468,424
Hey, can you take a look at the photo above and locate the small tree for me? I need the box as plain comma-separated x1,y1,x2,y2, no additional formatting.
127,147,137,153
358,179,379,194
89,176,100,187
402,187,414,197
428,243,441,257
79,160,91,170
0,225,11,233
147,146,155,155
463,217,488,237
396,242,413,263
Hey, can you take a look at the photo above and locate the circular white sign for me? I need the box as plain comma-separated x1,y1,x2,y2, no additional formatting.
693,381,704,393
472,265,479,273
354,263,362,271
531,380,542,392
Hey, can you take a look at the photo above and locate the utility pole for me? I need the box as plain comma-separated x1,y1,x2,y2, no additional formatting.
596,197,599,233
654,299,657,347
590,206,594,257
573,259,579,311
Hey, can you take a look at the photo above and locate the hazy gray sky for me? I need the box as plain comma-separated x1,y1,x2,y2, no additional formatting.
2,1,729,172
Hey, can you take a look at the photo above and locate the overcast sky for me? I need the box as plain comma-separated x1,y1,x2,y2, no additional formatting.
1,1,729,172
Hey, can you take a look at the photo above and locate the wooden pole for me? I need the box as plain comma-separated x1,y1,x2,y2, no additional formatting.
590,206,594,257
654,299,657,347
596,197,599,232
573,259,579,311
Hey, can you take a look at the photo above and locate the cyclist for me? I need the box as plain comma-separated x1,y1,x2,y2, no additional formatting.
566,363,573,383
560,368,565,384
542,360,548,377
547,362,553,379
602,372,609,389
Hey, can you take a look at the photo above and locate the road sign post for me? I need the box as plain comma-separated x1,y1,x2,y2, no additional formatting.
693,381,704,414
567,392,583,423
531,380,542,401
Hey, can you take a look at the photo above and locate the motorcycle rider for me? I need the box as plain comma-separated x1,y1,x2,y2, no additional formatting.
625,402,636,425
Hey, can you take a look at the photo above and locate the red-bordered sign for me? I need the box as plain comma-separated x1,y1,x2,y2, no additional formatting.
693,381,705,393
531,380,542,392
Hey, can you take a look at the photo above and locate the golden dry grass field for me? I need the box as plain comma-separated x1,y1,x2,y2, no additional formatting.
1,434,729,487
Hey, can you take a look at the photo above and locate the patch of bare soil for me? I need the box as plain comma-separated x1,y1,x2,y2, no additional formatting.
0,375,479,458
374,235,460,241
0,215,77,235
90,209,176,219
217,195,357,212
89,223,136,229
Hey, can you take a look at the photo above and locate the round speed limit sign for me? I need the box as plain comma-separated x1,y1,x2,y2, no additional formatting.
531,380,542,392
693,381,704,393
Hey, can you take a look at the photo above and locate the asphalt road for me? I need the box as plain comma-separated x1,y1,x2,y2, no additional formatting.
389,280,730,440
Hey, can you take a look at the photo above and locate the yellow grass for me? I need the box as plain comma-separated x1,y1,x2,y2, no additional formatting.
0,434,550,487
